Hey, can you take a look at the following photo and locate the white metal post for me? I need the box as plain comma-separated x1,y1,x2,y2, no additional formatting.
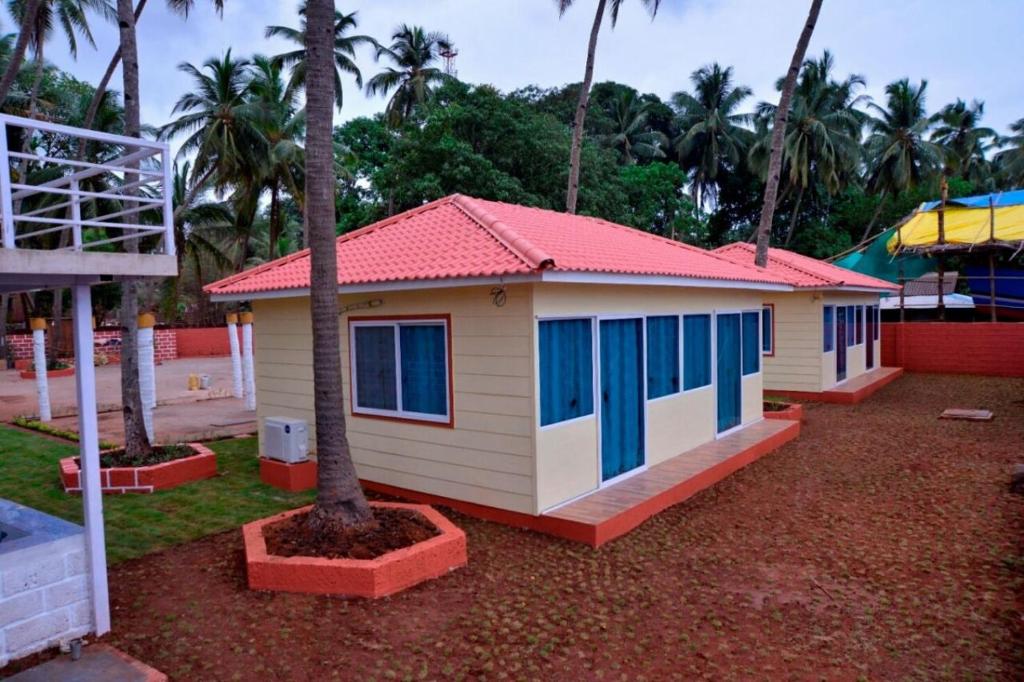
226,313,243,399
161,146,175,258
137,313,156,442
241,312,256,411
70,178,82,250
30,318,50,421
0,122,14,249
71,283,110,636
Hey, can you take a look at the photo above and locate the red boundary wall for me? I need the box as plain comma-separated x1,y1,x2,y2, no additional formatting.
174,326,242,358
881,322,1024,377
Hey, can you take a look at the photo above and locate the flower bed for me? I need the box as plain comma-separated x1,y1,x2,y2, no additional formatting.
763,400,803,422
59,442,217,494
19,366,75,380
243,501,467,598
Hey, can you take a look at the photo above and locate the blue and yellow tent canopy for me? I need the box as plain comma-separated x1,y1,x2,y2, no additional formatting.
886,189,1024,254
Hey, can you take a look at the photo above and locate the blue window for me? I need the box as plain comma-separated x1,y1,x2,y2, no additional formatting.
823,306,835,352
683,314,711,390
351,319,450,422
855,306,864,344
742,311,760,375
539,319,594,426
762,305,773,354
646,316,680,399
846,306,855,346
873,305,880,340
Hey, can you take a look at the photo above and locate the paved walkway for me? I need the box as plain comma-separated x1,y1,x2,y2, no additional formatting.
8,643,166,681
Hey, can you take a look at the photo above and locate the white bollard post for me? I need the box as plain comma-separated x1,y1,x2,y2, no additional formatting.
137,313,156,443
226,313,243,399
30,317,51,422
240,311,256,411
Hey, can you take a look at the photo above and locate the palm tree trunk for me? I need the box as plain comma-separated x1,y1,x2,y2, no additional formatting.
115,0,151,457
753,0,823,267
304,0,373,533
783,185,805,246
0,0,42,104
269,180,280,260
82,0,149,134
860,190,888,242
565,0,607,214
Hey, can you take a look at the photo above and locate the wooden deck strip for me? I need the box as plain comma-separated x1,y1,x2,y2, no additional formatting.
545,419,795,526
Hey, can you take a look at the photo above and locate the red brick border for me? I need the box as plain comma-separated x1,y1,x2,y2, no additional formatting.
19,367,75,380
243,502,467,597
259,457,317,492
769,367,904,405
764,403,803,421
59,442,217,494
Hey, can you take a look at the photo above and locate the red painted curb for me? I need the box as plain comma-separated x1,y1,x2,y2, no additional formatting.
769,368,904,405
259,457,317,492
243,502,467,597
19,366,75,380
59,442,217,494
764,403,803,421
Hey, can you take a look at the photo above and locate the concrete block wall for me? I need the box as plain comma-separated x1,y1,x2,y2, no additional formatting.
881,322,1024,377
9,328,178,363
0,534,93,667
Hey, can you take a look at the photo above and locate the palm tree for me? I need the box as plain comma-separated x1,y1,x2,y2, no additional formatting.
753,0,824,267
247,54,305,259
860,78,944,240
366,24,452,127
160,50,260,193
601,89,667,164
0,0,42,103
264,3,375,109
304,0,374,533
994,117,1024,187
557,0,661,213
672,63,752,210
931,98,996,182
750,51,866,244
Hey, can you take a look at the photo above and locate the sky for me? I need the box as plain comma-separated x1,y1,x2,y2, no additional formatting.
7,0,1023,145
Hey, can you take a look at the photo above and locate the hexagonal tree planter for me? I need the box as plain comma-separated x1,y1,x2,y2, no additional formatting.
243,501,467,598
59,442,217,494
763,400,803,422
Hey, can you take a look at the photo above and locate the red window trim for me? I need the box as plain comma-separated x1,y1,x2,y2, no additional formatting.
347,313,455,429
762,303,775,357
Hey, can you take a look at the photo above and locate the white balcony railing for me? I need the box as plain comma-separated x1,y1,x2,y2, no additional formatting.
0,113,174,257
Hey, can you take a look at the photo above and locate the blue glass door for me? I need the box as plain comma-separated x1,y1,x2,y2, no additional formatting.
836,306,847,381
599,318,645,481
865,307,875,369
716,314,742,433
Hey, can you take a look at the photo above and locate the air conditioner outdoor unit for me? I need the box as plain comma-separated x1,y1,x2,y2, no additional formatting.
263,417,309,464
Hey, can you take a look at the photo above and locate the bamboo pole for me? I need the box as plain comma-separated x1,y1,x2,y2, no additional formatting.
989,196,997,322
936,178,948,321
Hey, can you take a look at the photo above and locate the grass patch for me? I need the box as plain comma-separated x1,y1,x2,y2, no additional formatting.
0,425,314,563
13,416,119,450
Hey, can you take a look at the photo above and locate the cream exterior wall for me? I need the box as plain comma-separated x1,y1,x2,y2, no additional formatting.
532,283,765,511
762,292,823,392
253,284,538,515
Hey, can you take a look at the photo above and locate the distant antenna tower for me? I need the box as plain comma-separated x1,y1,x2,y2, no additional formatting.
440,46,459,78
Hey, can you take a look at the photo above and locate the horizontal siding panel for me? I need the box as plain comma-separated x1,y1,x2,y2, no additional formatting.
453,374,532,397
457,355,532,377
352,449,533,495
453,392,533,418
453,335,531,358
355,464,533,514
257,363,313,381
348,417,532,456
349,432,531,474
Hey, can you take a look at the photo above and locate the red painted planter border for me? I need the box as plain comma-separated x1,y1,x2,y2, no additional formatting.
259,457,317,492
764,402,803,421
243,501,467,598
19,366,75,380
59,442,217,494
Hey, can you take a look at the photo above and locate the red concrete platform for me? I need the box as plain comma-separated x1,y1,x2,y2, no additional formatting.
766,367,903,405
259,457,317,492
360,418,800,547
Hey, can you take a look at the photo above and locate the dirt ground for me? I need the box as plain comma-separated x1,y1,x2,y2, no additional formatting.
41,375,1024,679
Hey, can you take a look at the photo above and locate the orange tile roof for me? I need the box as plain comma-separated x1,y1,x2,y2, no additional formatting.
712,243,899,291
205,195,789,297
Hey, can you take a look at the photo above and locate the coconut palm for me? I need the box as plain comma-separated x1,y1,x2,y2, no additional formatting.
247,54,305,259
265,3,375,109
304,0,375,532
860,78,944,240
671,63,752,210
557,0,662,213
601,89,667,164
931,98,996,182
366,24,452,128
994,117,1024,187
753,0,824,267
750,51,866,244
0,0,42,103
160,50,261,192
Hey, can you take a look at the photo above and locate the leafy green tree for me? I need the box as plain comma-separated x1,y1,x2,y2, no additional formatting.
994,117,1024,187
931,99,996,184
366,24,452,127
861,78,944,240
264,2,375,108
671,63,752,210
618,161,706,242
600,88,668,164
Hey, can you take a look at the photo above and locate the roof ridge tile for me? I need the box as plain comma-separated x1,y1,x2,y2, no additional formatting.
452,195,555,270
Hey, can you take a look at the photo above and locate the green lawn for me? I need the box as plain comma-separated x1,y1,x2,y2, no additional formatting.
0,426,314,563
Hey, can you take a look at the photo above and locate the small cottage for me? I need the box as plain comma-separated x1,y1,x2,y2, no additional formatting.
713,243,900,399
206,195,798,526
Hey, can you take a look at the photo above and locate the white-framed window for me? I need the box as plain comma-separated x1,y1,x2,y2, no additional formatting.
762,304,774,356
350,317,451,425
